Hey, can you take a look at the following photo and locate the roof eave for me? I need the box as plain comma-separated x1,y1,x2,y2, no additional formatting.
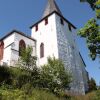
0,29,36,42
30,11,77,29
79,52,86,67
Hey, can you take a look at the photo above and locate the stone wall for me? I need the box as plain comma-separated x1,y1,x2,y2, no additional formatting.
55,13,88,95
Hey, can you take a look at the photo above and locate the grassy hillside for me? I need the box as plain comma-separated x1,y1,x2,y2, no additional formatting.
0,66,100,100
0,88,64,100
0,66,67,100
0,88,100,100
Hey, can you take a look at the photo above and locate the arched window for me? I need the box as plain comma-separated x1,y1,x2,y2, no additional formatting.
40,43,44,58
0,41,4,60
19,40,26,56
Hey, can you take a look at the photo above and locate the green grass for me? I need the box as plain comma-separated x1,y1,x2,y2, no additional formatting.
0,87,100,100
0,88,64,100
70,90,100,100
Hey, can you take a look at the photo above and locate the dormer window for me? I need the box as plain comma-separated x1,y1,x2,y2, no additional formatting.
45,18,48,25
60,18,64,25
35,24,38,32
68,24,72,31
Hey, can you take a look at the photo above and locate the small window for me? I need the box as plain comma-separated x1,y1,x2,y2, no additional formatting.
45,18,48,25
68,24,72,31
60,18,64,25
40,43,44,58
35,24,38,32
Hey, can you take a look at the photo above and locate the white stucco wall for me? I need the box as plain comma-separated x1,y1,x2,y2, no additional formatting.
2,34,15,66
1,32,36,66
31,14,59,66
31,12,88,95
10,32,36,66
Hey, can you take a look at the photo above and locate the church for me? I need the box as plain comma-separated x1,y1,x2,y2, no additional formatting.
0,0,89,95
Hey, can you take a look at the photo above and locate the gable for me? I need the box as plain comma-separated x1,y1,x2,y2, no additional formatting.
0,30,36,42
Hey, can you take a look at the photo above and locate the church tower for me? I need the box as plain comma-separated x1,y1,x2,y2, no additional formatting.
31,0,89,95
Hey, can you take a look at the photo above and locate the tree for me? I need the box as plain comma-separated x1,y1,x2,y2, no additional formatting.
17,46,37,70
80,0,97,10
78,18,100,60
88,78,97,91
80,0,100,18
39,57,72,93
79,0,100,60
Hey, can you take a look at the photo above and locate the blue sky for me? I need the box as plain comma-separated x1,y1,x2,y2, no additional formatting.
0,0,100,85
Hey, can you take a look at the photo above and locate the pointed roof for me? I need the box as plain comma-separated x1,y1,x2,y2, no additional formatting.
42,0,62,18
30,0,76,29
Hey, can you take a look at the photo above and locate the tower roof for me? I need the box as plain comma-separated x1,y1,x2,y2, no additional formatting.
42,0,62,18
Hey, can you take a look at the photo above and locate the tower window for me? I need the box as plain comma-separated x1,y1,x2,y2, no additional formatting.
40,43,44,58
35,24,38,32
68,24,72,31
19,40,26,56
45,18,48,25
0,41,4,61
60,18,64,25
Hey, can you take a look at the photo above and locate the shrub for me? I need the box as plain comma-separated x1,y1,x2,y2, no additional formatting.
17,46,37,70
93,90,100,100
10,68,32,88
40,57,71,93
0,66,12,85
88,78,97,92
0,66,32,89
0,57,71,97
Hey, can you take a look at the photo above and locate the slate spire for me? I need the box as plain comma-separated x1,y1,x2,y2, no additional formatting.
42,0,62,18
